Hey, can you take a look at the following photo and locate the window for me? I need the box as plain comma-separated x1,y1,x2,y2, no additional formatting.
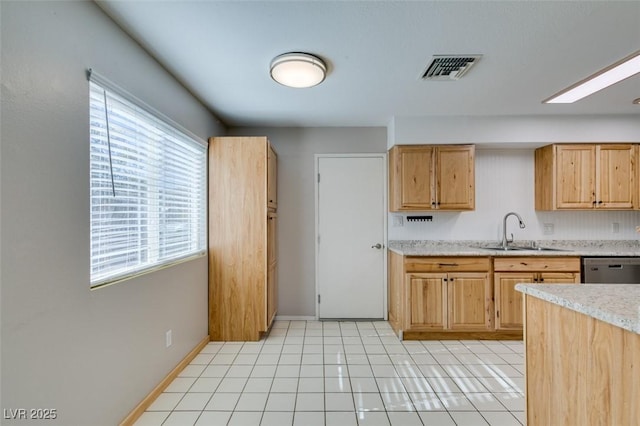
89,80,207,287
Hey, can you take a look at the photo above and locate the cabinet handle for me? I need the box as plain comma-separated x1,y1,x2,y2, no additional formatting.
438,263,459,267
598,201,603,204
539,278,545,282
443,278,448,282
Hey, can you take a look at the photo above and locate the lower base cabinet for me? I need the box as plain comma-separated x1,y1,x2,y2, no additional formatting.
389,252,580,339
407,272,492,331
389,252,501,339
494,257,580,330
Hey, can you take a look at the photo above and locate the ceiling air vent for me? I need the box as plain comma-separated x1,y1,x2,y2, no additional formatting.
422,55,482,80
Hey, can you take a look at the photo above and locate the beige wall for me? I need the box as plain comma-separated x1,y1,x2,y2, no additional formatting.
229,127,387,317
0,2,223,424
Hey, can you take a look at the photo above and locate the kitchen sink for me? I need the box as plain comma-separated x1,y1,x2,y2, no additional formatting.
473,245,566,252
473,246,529,251
519,246,567,252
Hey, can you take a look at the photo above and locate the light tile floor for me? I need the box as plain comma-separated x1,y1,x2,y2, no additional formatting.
134,321,525,426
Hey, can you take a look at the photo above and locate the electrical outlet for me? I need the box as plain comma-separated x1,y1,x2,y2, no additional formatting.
543,223,554,235
392,215,404,227
165,330,172,348
612,222,620,233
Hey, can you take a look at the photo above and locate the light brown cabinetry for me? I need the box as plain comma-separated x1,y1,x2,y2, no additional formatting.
389,252,582,340
267,145,277,210
388,252,405,334
493,257,580,330
535,143,636,210
389,145,475,211
266,212,277,327
407,271,492,331
524,295,640,426
637,144,640,210
448,273,493,330
208,136,277,341
389,254,496,339
407,273,446,330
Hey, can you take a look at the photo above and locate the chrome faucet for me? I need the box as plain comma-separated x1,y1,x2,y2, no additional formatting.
502,212,526,249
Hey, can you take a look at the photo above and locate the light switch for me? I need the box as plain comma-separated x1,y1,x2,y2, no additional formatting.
392,215,404,227
543,223,554,235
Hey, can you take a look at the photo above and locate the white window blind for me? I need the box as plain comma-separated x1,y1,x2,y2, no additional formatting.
89,79,207,287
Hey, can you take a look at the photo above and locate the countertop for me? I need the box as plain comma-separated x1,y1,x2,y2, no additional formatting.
387,240,640,257
515,283,640,335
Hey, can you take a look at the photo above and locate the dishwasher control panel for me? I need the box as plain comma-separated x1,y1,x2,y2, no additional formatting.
582,257,640,284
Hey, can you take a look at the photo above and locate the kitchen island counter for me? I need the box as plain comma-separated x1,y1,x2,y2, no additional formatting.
516,283,640,425
516,283,640,334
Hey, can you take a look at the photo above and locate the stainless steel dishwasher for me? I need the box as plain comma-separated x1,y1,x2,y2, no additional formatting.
582,257,640,283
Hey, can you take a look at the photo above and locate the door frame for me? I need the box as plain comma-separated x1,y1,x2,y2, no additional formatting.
314,153,388,320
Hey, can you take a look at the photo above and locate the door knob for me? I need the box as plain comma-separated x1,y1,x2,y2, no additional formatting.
371,243,383,249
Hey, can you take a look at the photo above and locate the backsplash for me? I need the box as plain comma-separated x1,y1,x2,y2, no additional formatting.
388,149,640,241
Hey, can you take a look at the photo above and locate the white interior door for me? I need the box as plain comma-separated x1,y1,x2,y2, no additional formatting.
317,155,386,319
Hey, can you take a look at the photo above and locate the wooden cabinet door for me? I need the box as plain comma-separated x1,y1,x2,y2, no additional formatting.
406,273,446,330
390,146,434,210
637,144,640,211
267,144,277,210
400,146,434,209
494,272,535,330
538,272,579,284
436,145,475,210
209,136,270,341
447,273,492,330
596,144,634,209
555,145,596,209
266,212,277,328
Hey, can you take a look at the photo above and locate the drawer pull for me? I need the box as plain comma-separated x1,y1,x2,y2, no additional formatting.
438,263,459,267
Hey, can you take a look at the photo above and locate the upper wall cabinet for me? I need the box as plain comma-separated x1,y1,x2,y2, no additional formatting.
535,143,636,210
637,145,640,210
389,145,475,212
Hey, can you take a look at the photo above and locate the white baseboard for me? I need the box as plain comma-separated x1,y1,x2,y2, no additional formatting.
275,315,316,321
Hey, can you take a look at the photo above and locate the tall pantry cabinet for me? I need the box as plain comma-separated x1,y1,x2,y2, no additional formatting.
208,136,277,341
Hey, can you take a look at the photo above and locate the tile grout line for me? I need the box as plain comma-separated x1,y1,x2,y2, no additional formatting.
138,320,526,426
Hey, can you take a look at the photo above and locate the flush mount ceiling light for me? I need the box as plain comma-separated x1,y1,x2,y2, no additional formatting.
544,50,640,103
270,52,327,88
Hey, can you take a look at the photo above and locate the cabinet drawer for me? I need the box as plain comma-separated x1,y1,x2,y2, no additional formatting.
493,257,580,272
405,257,490,272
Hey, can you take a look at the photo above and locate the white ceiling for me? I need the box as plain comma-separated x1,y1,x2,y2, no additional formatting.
97,1,640,128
